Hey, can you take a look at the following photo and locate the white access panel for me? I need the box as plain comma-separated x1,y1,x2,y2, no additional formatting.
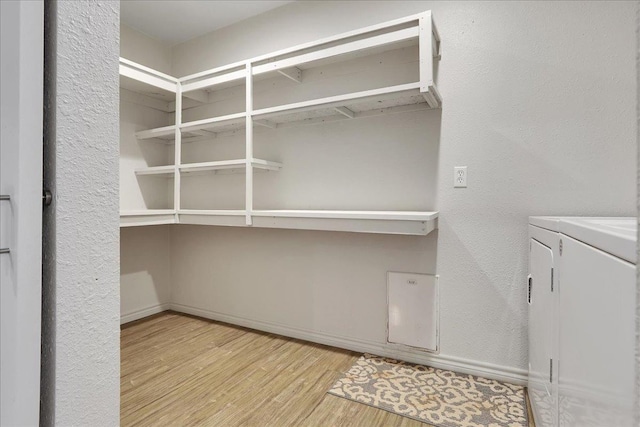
528,239,556,427
387,272,438,351
558,235,635,427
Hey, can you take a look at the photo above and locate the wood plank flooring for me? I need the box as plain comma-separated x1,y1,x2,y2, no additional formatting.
122,312,534,427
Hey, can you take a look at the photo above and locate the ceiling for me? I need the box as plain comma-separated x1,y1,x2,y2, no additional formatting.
121,1,294,45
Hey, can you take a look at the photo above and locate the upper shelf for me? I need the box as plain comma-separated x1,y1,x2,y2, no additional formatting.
252,82,435,126
135,82,436,139
119,11,440,100
178,11,439,94
179,26,421,93
119,58,177,94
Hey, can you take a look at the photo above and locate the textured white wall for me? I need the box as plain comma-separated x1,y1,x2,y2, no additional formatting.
167,0,637,376
41,0,120,425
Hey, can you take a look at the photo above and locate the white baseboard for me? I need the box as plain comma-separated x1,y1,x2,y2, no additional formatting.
120,303,171,325
170,303,528,386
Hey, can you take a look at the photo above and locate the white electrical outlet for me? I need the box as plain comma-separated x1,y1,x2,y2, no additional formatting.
454,166,467,188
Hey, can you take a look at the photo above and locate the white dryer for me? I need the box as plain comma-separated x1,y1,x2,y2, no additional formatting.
528,217,636,427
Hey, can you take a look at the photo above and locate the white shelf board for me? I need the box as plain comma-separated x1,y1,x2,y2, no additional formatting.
120,210,176,227
178,210,247,227
119,58,177,95
180,112,246,134
180,159,282,175
179,10,438,92
134,165,175,177
252,210,438,221
178,209,245,216
135,125,176,141
121,209,175,216
175,209,438,235
252,83,433,124
251,210,438,235
252,27,419,79
181,27,420,93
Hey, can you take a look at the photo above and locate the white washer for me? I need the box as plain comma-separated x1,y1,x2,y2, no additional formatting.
528,217,636,427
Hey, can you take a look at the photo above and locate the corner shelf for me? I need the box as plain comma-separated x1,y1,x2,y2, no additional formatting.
120,10,441,235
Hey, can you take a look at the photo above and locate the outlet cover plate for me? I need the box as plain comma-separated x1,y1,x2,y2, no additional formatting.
454,166,467,188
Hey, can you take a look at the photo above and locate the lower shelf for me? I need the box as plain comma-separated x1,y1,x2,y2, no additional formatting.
250,210,438,235
121,209,438,235
178,210,247,227
120,210,176,227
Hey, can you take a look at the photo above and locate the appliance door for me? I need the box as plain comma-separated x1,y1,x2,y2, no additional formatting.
529,238,556,427
558,235,635,427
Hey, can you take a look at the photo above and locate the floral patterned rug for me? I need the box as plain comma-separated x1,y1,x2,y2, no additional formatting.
328,354,528,427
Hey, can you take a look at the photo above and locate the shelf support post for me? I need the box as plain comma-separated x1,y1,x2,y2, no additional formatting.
174,82,182,221
419,11,441,108
245,62,253,226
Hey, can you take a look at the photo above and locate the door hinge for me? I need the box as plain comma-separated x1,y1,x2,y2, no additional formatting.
551,268,554,292
527,275,532,304
549,358,553,383
559,239,563,256
43,189,52,207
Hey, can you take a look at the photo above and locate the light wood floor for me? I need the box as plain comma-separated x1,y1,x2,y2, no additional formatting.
121,312,534,426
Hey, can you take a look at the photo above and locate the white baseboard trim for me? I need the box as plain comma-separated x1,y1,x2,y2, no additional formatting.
170,303,528,386
121,303,171,325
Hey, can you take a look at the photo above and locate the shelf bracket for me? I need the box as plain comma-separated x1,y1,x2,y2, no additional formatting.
334,106,355,119
183,89,209,104
254,119,277,129
419,11,442,108
277,67,302,83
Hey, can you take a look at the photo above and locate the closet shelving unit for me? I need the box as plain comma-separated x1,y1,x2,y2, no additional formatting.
120,11,441,235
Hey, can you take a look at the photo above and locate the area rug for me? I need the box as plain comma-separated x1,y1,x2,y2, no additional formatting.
328,354,528,427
